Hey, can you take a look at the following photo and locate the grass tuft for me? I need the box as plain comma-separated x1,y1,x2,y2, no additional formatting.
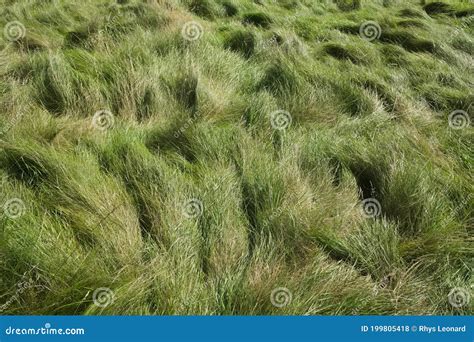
334,0,361,12
423,2,456,16
221,1,239,17
223,29,256,58
242,12,273,28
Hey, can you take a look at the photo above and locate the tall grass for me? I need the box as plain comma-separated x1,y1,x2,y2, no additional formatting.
0,0,472,315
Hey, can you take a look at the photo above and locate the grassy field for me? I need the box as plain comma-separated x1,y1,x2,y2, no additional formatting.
0,0,472,315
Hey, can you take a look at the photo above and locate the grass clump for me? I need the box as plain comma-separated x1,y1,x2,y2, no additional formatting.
221,1,239,17
423,2,456,16
242,12,273,28
162,68,200,117
223,29,256,58
322,43,365,64
258,59,300,95
398,8,426,18
334,0,361,12
423,1,474,17
64,23,98,49
380,30,437,53
187,0,217,19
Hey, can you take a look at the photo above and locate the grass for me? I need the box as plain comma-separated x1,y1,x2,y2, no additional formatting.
0,0,472,315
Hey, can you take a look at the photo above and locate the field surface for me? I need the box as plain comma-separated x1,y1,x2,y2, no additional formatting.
0,0,473,315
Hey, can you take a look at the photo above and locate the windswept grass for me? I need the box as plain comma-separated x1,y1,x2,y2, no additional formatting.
0,0,472,315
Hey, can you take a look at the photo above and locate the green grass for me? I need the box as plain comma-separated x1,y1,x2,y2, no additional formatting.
0,0,472,315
